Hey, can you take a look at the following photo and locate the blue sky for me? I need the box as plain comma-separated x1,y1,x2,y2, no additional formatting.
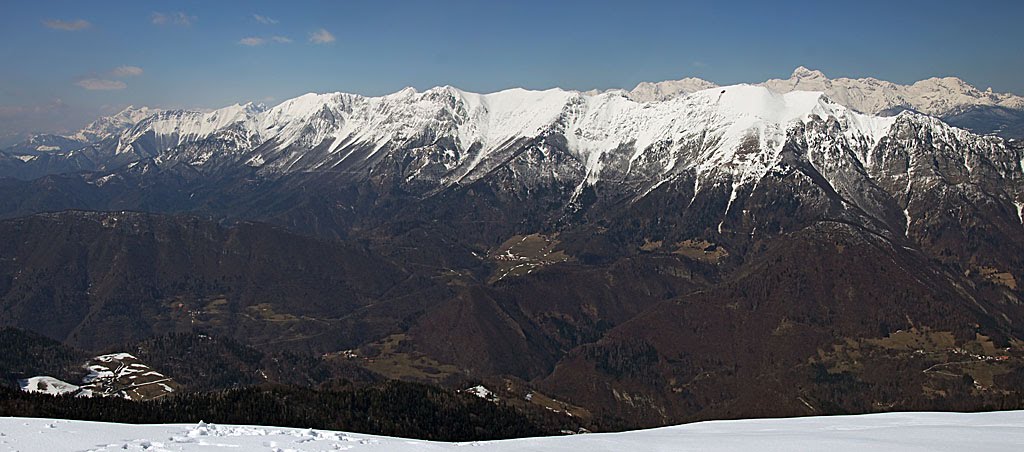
2,0,1023,135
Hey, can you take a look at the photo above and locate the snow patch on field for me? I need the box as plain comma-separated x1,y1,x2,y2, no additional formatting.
18,376,83,396
462,385,499,402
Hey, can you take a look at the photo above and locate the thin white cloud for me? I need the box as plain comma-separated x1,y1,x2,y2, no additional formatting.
75,79,127,91
253,14,278,25
151,12,196,27
42,19,91,31
239,37,266,46
309,28,335,44
111,66,143,77
692,61,708,68
240,36,293,46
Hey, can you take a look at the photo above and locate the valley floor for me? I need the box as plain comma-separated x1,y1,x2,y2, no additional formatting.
2,411,1023,451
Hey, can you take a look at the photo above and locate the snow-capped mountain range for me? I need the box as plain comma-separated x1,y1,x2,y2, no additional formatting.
15,73,1024,192
131,84,899,187
7,67,1023,158
0,67,1021,238
2,67,1021,243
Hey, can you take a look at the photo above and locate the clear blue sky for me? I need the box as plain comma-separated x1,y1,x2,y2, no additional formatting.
2,0,1022,135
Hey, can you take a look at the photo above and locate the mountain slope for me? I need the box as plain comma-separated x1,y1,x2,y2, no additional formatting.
0,211,418,350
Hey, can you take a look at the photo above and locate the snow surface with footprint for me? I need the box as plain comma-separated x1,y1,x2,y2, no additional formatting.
2,411,1023,451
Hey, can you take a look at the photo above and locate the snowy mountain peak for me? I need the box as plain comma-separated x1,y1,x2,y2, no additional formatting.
627,77,719,102
70,105,163,143
140,102,263,136
790,66,827,79
111,101,267,157
393,86,419,98
238,101,269,114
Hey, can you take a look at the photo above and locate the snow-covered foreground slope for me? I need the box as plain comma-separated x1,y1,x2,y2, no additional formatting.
3,411,1023,451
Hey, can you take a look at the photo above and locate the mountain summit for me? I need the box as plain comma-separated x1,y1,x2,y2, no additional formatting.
789,66,828,80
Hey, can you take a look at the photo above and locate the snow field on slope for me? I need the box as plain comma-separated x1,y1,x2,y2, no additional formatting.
117,81,901,190
2,411,1023,451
